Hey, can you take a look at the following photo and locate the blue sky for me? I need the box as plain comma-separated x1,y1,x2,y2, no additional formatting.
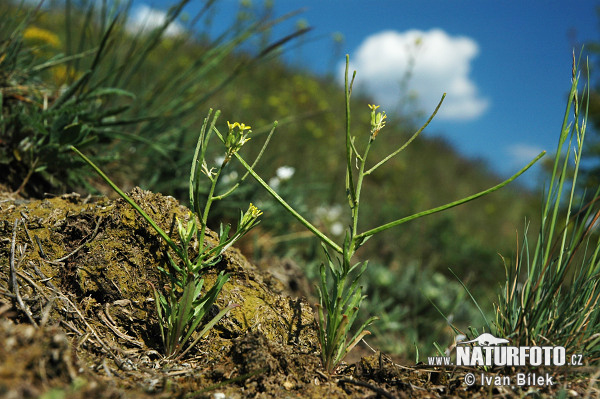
129,0,600,187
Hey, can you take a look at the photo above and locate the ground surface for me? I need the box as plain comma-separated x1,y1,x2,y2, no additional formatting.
0,188,597,398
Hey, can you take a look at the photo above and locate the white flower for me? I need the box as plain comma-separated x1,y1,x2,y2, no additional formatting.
315,205,345,236
331,222,344,236
276,166,295,181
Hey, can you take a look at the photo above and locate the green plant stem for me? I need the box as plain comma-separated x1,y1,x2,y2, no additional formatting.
355,150,545,241
214,122,278,201
345,55,357,207
365,93,446,176
190,109,215,214
557,68,588,273
538,59,579,271
70,145,182,258
352,140,372,239
231,149,343,254
198,166,223,254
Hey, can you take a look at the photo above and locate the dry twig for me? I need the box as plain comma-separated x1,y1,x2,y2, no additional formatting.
9,218,37,326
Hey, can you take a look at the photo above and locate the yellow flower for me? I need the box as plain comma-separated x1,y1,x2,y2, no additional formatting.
239,203,262,231
227,121,251,131
224,121,252,163
248,203,262,218
23,26,60,48
240,122,251,131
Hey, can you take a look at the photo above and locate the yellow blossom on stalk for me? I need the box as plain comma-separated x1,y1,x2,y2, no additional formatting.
240,203,262,232
368,104,387,140
248,203,262,218
23,26,60,48
224,121,252,163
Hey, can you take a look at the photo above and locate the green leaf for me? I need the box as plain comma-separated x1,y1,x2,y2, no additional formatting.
149,282,166,351
180,272,230,349
177,303,239,360
171,276,196,354
85,87,136,100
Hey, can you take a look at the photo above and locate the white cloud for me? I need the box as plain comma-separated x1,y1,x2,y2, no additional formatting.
127,4,185,37
343,29,489,121
507,143,545,166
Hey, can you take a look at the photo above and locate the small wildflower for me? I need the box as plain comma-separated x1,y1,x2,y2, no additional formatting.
269,166,295,189
23,26,60,48
247,203,263,218
201,160,216,179
368,104,387,140
224,121,252,163
240,203,262,231
276,166,295,180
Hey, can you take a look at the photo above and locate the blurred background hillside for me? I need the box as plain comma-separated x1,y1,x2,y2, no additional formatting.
2,0,597,358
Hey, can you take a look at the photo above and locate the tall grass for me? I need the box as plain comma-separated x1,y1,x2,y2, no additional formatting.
0,0,306,196
495,53,600,363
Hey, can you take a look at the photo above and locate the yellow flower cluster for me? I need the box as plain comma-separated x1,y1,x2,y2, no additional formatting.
23,26,60,48
224,121,252,163
227,121,251,132
247,203,262,218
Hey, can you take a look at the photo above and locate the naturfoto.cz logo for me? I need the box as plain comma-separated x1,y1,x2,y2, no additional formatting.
455,333,583,367
457,343,566,367
428,333,583,368
427,333,585,388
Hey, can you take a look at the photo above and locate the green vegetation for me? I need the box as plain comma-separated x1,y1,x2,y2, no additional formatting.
1,0,301,359
494,55,600,362
71,110,266,357
0,0,306,196
2,0,565,363
230,56,543,372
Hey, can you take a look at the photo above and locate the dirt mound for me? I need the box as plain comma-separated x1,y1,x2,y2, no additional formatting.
0,189,322,396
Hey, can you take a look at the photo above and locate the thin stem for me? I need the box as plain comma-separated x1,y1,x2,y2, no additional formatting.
214,121,278,200
355,151,545,241
190,109,214,214
194,111,220,215
557,70,588,273
365,93,445,176
209,123,340,251
538,57,579,270
198,165,223,253
232,150,343,254
70,145,183,258
352,139,372,241
349,137,363,162
345,55,357,207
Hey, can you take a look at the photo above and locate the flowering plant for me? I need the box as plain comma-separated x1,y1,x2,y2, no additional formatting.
231,56,543,372
72,110,268,358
